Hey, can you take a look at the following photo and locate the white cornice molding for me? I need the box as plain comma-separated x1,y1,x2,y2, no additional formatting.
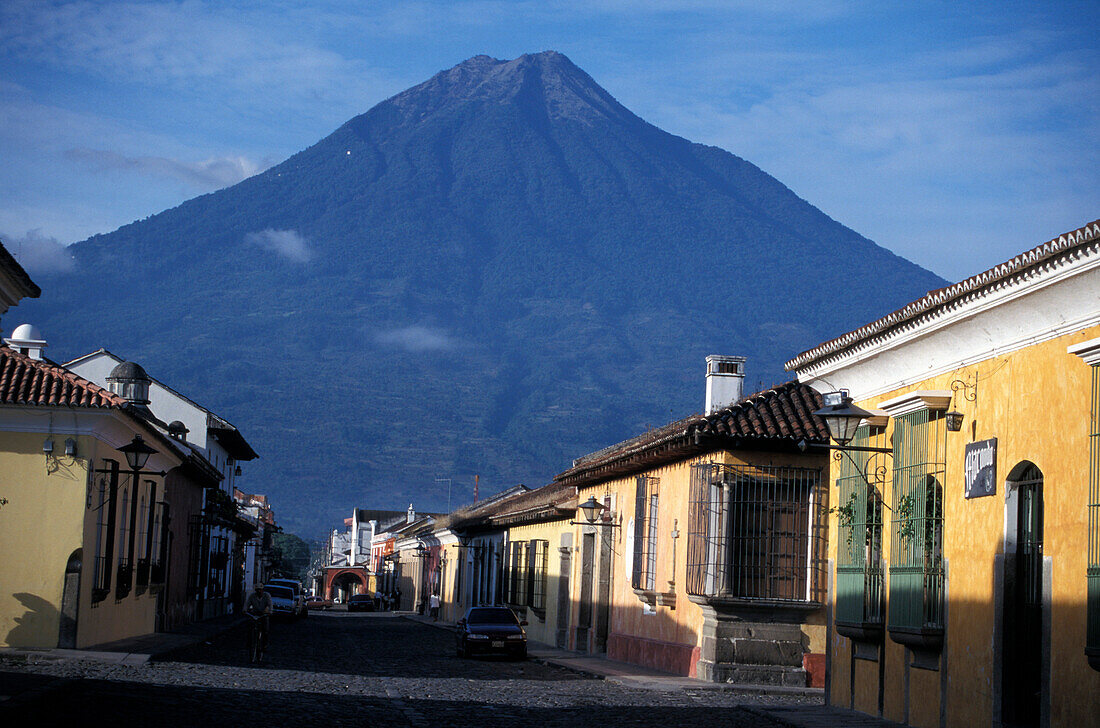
878,391,952,416
789,231,1100,378
1069,337,1100,366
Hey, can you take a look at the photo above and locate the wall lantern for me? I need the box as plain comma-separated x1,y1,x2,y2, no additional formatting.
944,410,964,432
43,438,54,455
64,438,77,457
414,544,429,559
234,465,243,477
117,434,157,471
812,390,874,446
571,495,619,527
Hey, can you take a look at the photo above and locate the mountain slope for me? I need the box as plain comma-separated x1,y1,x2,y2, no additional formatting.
16,52,946,536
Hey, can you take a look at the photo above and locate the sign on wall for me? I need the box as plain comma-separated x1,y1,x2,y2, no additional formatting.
964,438,997,498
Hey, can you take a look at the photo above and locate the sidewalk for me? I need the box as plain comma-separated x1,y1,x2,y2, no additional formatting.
403,613,906,728
0,612,245,667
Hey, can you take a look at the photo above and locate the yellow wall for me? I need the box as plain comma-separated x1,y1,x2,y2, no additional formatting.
506,519,572,646
0,431,161,649
828,325,1100,728
582,448,828,672
0,431,87,648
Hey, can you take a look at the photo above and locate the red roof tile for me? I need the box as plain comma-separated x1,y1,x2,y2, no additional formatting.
0,345,124,408
555,381,827,487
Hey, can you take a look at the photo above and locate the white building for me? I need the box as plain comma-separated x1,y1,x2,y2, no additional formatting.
67,349,258,619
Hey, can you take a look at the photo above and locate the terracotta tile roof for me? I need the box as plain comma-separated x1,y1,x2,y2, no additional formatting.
0,240,41,299
0,345,124,408
480,482,577,528
785,219,1100,373
555,380,827,487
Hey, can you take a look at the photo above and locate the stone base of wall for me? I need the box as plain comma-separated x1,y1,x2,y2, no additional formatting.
606,632,700,676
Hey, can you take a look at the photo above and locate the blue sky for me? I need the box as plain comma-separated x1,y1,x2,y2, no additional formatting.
1,0,1096,282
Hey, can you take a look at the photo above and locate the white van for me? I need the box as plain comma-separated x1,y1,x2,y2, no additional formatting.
267,578,306,619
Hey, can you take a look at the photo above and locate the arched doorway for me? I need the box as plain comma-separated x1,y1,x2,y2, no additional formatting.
58,549,82,648
325,569,367,603
1002,461,1045,727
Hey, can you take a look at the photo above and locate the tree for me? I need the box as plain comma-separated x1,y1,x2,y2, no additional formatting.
270,532,311,582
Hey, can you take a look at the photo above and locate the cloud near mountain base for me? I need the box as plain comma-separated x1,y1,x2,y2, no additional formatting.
2,229,75,275
244,229,312,263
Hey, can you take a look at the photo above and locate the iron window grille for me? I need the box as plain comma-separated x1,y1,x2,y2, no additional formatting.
505,541,529,606
150,502,169,585
209,534,229,598
1088,365,1100,664
187,515,210,598
91,465,116,604
632,476,660,591
115,485,133,599
686,463,825,603
887,409,946,639
528,540,549,611
835,426,887,632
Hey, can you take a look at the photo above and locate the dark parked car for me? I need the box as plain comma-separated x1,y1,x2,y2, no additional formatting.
455,606,527,659
347,594,375,612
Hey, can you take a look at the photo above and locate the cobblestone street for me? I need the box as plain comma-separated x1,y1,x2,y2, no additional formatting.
0,613,826,727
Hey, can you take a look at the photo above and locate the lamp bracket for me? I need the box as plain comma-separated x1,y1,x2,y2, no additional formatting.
950,375,977,403
800,441,893,454
569,521,620,528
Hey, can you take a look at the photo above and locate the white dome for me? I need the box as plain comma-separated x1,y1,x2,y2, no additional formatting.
9,323,44,342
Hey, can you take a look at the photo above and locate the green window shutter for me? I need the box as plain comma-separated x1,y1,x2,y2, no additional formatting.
835,427,885,627
1088,365,1100,663
888,409,946,635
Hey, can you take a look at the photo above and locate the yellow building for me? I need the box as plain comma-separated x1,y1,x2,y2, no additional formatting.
553,376,830,685
786,220,1100,727
0,344,185,649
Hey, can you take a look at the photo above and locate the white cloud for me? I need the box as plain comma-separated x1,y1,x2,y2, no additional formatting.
245,229,312,263
2,229,75,274
0,1,399,108
65,148,271,190
374,326,457,352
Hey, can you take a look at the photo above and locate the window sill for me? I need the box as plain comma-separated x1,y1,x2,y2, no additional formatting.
888,625,943,655
634,589,676,609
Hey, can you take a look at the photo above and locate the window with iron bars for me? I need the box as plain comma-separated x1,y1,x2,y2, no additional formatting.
528,540,548,611
506,541,529,606
209,534,229,598
504,540,549,610
632,476,659,591
887,409,946,641
1088,364,1100,666
116,484,133,599
686,463,824,602
835,426,886,633
90,462,119,604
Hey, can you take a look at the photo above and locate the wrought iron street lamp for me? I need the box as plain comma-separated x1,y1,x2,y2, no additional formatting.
803,390,892,454
571,495,619,527
118,434,157,470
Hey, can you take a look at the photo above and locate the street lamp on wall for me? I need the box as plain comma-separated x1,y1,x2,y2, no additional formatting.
570,496,620,527
118,434,157,470
804,390,893,455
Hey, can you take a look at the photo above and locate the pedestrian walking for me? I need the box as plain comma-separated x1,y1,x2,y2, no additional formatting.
429,592,440,621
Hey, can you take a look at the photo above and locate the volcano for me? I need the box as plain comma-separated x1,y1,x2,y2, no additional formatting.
15,51,945,535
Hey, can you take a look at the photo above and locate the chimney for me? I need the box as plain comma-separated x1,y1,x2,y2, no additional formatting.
407,503,415,523
705,355,746,414
4,323,47,360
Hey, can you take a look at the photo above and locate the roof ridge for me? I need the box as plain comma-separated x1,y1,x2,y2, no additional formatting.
785,219,1100,372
